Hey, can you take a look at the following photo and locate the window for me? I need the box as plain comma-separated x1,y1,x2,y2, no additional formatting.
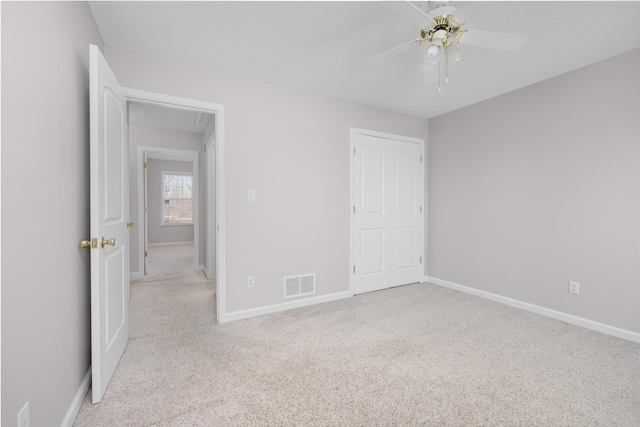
162,172,193,225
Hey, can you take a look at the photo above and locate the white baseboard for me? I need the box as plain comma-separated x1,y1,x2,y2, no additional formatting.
130,271,141,279
148,241,194,247
61,367,91,427
195,265,207,275
426,276,640,344
225,290,353,323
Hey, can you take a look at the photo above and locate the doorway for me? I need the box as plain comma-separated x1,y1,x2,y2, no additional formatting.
123,88,226,323
136,146,201,277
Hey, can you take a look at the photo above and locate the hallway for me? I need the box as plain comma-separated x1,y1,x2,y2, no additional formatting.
129,244,216,339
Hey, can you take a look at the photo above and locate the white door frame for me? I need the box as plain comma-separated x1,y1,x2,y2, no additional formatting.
123,88,227,323
137,146,200,271
349,127,426,295
205,132,216,281
143,150,149,276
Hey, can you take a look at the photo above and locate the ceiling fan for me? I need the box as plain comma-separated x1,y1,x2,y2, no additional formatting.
365,1,527,91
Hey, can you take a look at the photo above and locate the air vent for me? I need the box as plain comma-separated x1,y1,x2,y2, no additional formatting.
283,273,316,299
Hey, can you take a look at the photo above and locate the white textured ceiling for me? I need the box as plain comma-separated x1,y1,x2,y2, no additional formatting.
89,1,640,119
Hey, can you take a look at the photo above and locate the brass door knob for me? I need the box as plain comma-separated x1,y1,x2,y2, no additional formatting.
101,237,116,248
80,238,97,249
127,222,134,228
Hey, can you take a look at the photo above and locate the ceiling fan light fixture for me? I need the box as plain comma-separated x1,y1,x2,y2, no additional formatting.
423,72,439,84
420,61,438,73
427,45,439,57
423,51,440,65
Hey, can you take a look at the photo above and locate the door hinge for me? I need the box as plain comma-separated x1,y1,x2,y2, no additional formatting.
144,207,148,213
144,251,148,257
144,162,147,169
353,147,356,155
420,155,423,163
353,265,356,274
353,206,356,214
420,206,422,213
420,256,423,264
204,145,207,153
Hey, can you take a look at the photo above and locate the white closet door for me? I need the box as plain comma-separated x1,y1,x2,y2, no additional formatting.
353,133,423,295
388,141,423,287
354,135,389,294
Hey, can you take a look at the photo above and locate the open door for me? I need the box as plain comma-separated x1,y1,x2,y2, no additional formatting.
89,44,129,403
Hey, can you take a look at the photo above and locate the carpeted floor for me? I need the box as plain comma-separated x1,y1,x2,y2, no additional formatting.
74,244,640,426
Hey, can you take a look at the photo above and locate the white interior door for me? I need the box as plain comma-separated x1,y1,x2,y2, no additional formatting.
389,140,423,286
353,132,424,295
354,139,389,293
89,44,129,404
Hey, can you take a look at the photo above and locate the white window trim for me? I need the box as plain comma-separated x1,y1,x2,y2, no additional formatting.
161,170,194,226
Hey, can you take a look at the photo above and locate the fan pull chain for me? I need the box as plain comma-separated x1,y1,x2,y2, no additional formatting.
445,46,449,83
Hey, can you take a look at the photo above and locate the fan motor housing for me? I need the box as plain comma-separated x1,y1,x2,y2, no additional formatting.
420,14,467,47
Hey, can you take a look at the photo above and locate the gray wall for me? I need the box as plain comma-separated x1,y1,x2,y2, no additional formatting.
428,48,640,333
105,45,429,313
129,125,206,273
147,159,194,244
1,2,103,425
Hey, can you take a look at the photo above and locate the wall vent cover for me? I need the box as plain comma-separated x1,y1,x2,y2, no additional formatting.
283,273,316,299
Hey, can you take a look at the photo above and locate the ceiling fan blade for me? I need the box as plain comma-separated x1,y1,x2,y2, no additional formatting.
363,39,419,66
382,1,435,28
427,5,458,19
461,28,527,52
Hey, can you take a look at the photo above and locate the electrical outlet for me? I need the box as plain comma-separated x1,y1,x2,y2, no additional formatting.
247,276,255,288
18,402,30,427
569,281,580,295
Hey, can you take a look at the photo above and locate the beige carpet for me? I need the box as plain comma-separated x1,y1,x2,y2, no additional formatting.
74,245,640,426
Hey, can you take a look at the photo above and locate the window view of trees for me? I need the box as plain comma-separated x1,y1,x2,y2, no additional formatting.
163,173,193,224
